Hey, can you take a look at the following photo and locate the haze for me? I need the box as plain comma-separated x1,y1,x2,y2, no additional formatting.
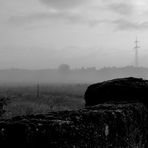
1,0,148,69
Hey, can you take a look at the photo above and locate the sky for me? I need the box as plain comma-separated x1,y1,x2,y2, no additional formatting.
1,0,148,69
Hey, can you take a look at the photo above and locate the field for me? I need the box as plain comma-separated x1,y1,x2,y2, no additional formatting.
0,83,89,119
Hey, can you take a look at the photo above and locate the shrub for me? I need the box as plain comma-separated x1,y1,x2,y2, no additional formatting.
0,97,9,116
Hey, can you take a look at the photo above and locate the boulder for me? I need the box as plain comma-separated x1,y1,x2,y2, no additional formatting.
85,77,148,107
0,103,147,148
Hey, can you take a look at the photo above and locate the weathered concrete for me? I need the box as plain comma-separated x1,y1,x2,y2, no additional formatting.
0,103,147,148
85,77,148,107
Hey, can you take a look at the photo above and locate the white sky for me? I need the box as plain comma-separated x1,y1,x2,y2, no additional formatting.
1,0,148,69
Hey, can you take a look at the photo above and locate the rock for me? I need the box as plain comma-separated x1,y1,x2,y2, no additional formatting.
84,77,148,107
0,77,148,147
0,103,147,148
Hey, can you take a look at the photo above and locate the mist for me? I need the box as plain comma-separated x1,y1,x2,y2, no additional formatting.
1,0,148,70
0,65,147,85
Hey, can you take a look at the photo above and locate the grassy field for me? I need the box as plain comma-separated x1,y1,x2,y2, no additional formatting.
0,83,88,118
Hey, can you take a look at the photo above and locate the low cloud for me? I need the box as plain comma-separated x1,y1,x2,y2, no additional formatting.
113,19,148,31
107,2,134,16
102,0,134,16
100,0,148,31
40,0,88,9
8,0,91,26
7,0,148,31
9,11,148,31
8,12,93,26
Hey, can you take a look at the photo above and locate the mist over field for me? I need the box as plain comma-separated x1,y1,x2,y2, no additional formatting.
0,66,147,85
0,0,148,119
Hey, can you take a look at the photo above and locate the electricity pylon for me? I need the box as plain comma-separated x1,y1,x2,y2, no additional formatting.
134,37,140,67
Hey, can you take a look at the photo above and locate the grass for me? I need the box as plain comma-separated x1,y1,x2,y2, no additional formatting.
0,84,87,119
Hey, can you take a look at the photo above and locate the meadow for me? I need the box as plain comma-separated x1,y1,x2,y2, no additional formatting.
0,83,88,119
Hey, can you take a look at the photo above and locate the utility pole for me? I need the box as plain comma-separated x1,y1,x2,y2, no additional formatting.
36,83,40,98
134,37,140,67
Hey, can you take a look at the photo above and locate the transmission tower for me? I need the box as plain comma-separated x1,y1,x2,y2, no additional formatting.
134,37,140,67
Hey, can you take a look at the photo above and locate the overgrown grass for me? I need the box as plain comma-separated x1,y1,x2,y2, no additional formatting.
0,84,86,119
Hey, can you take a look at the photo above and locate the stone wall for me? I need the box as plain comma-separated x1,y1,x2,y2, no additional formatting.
0,77,148,148
0,103,147,148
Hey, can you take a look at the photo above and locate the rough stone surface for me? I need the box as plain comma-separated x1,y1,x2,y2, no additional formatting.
85,77,148,107
0,103,147,148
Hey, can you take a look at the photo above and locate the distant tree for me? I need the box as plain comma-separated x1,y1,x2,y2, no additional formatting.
86,67,96,72
58,64,71,74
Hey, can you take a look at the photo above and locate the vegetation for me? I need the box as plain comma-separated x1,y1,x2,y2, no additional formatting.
0,84,88,119
0,97,9,117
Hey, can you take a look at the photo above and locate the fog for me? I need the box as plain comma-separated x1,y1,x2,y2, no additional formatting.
0,66,147,85
0,0,148,81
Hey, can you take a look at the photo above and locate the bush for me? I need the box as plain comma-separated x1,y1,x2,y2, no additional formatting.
4,102,52,118
0,97,9,116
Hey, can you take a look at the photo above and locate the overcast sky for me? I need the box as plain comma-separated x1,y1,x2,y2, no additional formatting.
1,0,148,69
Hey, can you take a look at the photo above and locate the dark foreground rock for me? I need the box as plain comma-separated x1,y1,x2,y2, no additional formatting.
0,103,147,148
85,77,148,107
